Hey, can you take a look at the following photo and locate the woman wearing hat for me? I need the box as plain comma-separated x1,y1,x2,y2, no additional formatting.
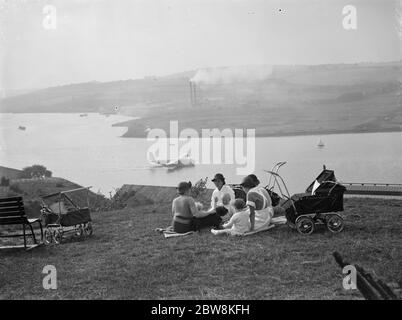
240,175,273,231
171,181,222,233
210,173,235,221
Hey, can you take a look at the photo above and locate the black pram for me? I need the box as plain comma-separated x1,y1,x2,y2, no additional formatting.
266,163,346,235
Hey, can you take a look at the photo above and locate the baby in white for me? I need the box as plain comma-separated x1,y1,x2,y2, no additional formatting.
211,199,251,236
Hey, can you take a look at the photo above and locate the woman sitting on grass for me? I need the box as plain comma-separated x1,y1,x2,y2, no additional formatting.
171,181,222,233
211,199,250,236
240,175,273,231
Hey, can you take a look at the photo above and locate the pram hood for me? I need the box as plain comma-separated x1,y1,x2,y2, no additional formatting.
305,169,345,195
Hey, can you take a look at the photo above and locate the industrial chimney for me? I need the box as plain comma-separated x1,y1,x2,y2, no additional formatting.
189,80,197,107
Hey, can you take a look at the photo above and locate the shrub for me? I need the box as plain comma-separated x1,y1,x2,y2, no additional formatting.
0,177,10,186
21,165,52,179
190,177,209,205
9,184,24,195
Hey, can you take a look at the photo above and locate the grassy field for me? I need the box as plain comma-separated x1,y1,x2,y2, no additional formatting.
0,197,401,300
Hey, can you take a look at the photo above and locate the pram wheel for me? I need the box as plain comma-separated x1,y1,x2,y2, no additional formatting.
326,214,344,233
53,229,63,244
295,216,315,235
83,222,93,236
44,229,53,245
75,225,84,237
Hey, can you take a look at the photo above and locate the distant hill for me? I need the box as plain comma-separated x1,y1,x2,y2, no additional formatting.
0,76,195,114
1,62,400,114
0,165,23,180
1,61,401,137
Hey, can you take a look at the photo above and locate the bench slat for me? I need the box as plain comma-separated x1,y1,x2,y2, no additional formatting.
0,211,25,218
0,211,26,218
0,206,24,213
0,196,23,203
0,215,26,219
0,201,23,208
0,198,25,222
0,217,27,225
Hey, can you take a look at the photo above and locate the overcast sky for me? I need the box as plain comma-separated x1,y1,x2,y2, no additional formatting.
0,0,400,91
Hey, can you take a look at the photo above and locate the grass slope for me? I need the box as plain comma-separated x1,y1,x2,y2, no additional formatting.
0,197,401,300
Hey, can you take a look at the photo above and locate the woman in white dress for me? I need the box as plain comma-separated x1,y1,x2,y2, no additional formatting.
240,175,273,231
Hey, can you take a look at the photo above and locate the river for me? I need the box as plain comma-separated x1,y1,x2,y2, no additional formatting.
1,113,401,196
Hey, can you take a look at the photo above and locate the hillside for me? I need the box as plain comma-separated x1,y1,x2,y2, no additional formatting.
0,77,192,114
1,62,401,137
0,165,23,180
1,197,401,299
0,177,109,217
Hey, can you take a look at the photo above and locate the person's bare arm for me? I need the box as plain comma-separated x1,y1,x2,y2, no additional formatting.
223,214,236,229
249,206,255,231
189,199,210,218
210,191,217,209
196,209,212,218
204,207,216,215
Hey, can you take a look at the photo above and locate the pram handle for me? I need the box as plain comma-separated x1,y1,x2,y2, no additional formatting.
264,170,292,200
267,162,287,186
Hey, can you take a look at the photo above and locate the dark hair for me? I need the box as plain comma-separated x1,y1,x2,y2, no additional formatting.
177,181,192,195
212,173,225,184
240,176,257,189
215,206,228,217
234,198,246,210
247,174,260,186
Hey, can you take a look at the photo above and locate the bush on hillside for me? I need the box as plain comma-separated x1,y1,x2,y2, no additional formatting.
0,177,10,186
21,165,52,179
9,184,25,195
190,177,209,205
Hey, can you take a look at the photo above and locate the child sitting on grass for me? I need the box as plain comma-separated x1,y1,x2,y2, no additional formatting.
220,193,235,222
211,198,250,236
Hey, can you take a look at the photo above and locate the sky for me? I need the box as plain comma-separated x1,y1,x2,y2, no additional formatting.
0,0,401,91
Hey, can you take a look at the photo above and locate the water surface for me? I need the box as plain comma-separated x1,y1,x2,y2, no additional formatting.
1,113,401,196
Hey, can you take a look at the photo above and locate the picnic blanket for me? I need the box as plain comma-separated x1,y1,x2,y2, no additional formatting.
240,223,275,236
271,216,287,225
155,227,195,238
213,216,287,237
156,216,287,238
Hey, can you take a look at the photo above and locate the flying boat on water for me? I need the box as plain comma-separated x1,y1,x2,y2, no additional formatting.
149,152,195,171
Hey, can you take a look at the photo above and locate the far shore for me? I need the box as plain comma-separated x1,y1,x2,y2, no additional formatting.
1,110,401,139
113,117,402,139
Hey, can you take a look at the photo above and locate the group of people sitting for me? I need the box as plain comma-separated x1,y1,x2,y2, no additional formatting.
171,173,274,235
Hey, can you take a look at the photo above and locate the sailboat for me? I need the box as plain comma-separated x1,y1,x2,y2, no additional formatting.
317,138,325,148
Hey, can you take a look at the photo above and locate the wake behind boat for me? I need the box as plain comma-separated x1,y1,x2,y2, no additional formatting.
149,152,195,171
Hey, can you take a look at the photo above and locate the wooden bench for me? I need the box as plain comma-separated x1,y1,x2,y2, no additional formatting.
0,196,43,250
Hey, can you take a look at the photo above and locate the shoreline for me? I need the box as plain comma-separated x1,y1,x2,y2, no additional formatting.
2,111,401,138
113,119,402,139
